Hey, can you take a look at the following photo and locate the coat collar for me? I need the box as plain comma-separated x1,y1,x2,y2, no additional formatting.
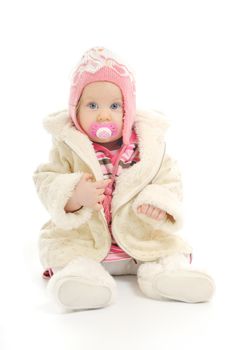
43,108,170,214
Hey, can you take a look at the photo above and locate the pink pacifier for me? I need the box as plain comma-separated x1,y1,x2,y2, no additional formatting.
89,122,119,139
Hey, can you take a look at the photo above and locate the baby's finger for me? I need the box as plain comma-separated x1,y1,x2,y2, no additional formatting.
151,207,160,219
97,194,105,202
94,203,103,211
96,188,106,195
141,204,149,214
157,210,167,220
146,205,154,217
95,179,112,189
83,173,93,181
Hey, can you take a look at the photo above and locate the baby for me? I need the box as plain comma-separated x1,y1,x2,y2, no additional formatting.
33,46,215,311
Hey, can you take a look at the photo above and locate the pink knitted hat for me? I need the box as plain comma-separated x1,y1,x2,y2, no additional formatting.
68,46,136,145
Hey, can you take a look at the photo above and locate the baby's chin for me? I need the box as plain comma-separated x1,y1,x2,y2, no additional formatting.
92,136,123,144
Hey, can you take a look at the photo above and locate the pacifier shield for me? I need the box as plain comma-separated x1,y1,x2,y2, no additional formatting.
89,122,119,139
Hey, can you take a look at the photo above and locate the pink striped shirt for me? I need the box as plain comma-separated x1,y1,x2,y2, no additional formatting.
92,130,140,262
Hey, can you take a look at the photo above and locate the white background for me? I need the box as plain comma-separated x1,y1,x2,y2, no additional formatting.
0,0,231,349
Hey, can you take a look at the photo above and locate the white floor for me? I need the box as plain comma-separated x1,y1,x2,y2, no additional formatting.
1,236,230,350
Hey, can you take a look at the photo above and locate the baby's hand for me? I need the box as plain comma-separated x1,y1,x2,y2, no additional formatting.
65,173,111,212
137,204,167,220
75,173,112,211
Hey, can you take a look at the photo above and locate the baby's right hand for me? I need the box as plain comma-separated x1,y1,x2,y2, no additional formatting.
74,173,112,211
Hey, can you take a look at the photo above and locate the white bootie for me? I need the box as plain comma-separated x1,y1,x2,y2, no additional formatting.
137,253,215,303
47,256,117,311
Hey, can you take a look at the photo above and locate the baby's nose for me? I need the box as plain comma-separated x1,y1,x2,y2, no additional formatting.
97,111,112,121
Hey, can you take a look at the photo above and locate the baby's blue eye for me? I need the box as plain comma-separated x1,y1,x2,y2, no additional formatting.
87,102,98,109
110,103,121,110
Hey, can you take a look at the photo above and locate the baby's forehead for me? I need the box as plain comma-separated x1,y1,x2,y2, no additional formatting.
80,81,123,101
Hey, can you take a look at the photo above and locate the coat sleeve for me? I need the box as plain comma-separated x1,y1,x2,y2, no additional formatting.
131,153,183,234
32,137,93,230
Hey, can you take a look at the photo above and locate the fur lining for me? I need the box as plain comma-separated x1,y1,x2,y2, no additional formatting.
135,108,170,132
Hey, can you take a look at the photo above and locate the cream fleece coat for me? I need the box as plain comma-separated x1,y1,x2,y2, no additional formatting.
33,109,192,269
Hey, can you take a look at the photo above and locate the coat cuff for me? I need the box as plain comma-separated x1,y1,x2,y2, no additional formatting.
48,172,93,230
132,184,183,234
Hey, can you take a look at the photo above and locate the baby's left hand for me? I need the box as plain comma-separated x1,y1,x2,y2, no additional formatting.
137,204,167,220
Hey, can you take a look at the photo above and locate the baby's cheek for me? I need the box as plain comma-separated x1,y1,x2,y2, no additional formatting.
118,126,123,137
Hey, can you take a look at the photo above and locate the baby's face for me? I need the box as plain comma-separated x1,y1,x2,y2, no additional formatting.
76,82,124,143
